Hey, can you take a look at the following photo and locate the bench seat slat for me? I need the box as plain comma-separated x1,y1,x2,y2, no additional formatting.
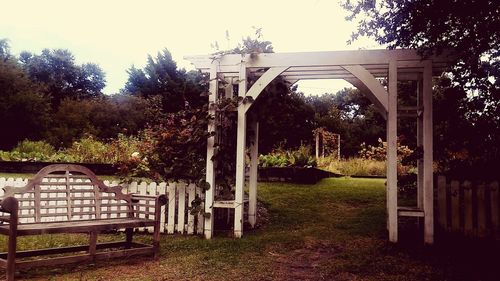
0,218,155,235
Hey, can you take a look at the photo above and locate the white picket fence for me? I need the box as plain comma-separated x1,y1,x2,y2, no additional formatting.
0,177,204,235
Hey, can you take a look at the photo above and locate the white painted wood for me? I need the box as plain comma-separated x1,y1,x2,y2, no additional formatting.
0,177,5,196
243,66,288,113
177,182,186,234
249,120,259,228
386,59,398,243
157,182,167,233
185,49,451,72
146,181,157,232
204,62,218,239
128,181,138,194
196,185,204,235
417,78,424,209
234,62,247,238
315,132,320,159
167,182,176,234
187,183,196,234
341,65,388,114
422,60,434,244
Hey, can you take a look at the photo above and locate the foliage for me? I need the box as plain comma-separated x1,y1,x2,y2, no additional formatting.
0,41,52,149
0,140,55,161
318,157,386,177
19,48,106,106
358,138,413,161
117,105,209,183
342,0,499,94
259,145,317,168
46,95,151,147
343,0,500,175
306,89,386,156
123,49,206,113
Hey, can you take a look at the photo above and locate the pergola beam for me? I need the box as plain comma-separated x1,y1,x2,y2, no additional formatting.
342,65,388,114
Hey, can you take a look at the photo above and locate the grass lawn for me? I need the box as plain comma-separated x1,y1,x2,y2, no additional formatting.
1,177,499,280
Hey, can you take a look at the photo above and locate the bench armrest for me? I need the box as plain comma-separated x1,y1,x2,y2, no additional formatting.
131,194,167,205
0,196,19,215
130,194,167,221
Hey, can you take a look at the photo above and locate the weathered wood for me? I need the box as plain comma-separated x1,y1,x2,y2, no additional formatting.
463,181,473,236
88,231,97,256
491,181,499,238
450,180,460,232
0,164,166,279
477,183,487,238
437,176,447,230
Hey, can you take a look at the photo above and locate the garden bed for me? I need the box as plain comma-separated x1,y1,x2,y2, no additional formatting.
258,167,341,184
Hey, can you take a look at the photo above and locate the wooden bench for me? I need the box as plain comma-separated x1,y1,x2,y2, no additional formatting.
0,164,167,281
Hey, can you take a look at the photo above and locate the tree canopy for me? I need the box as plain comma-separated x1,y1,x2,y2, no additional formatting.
343,0,500,174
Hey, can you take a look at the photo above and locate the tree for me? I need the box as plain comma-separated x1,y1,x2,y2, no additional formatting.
20,49,106,106
123,49,205,112
0,40,51,149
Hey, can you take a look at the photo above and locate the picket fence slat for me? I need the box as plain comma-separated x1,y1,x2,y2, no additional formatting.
187,183,196,234
491,182,499,238
437,176,447,230
196,185,204,235
167,182,176,234
177,183,186,234
450,180,460,232
477,184,487,238
0,177,202,235
157,182,167,233
463,181,473,236
437,176,499,240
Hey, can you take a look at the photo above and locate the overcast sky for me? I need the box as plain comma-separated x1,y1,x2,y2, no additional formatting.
0,0,380,95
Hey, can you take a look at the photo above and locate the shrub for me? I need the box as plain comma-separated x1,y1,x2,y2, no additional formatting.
259,145,317,168
0,140,56,161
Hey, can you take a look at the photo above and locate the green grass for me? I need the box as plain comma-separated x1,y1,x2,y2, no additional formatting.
1,177,498,280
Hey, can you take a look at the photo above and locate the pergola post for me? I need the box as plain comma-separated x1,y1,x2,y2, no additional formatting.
315,132,320,159
417,78,424,209
387,59,398,243
234,63,247,238
204,63,218,239
422,61,434,244
248,119,259,228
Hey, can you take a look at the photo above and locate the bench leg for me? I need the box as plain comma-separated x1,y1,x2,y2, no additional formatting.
88,231,97,257
125,228,133,249
6,236,16,281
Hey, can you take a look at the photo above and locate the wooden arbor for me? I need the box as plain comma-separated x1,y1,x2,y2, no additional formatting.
185,49,450,244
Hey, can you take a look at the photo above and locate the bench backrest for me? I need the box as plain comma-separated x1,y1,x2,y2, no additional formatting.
2,164,133,223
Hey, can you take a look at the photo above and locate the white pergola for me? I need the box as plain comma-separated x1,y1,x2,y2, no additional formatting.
185,49,450,244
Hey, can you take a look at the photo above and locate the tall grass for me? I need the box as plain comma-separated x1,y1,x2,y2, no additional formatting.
318,157,386,177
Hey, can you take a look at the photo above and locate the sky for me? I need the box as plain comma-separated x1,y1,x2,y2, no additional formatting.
0,0,380,95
